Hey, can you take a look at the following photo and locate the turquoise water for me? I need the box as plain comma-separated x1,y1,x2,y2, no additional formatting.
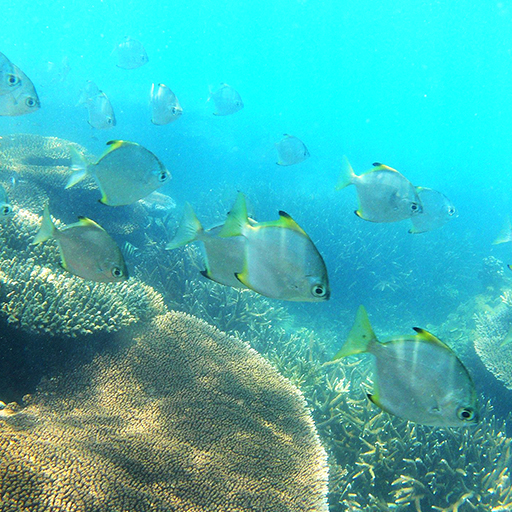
2,0,512,480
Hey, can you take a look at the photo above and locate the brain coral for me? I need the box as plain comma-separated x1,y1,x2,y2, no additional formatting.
0,311,329,512
0,206,166,337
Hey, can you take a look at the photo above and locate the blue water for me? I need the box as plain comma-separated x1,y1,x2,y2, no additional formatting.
3,0,512,406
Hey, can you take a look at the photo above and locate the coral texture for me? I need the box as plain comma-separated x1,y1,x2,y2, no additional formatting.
0,311,329,512
0,207,166,337
474,292,512,390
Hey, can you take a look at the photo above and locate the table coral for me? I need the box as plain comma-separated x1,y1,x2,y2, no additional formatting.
0,311,329,512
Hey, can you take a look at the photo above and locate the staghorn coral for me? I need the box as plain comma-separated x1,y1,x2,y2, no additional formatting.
474,292,512,390
0,311,329,512
245,321,512,512
0,206,166,337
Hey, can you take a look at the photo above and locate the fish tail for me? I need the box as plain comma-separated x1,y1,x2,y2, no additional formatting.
219,192,249,237
332,305,378,360
335,155,356,190
165,203,203,250
493,217,512,245
33,204,56,244
65,146,89,189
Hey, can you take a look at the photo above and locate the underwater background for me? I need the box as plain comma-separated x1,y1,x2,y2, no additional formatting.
2,0,512,511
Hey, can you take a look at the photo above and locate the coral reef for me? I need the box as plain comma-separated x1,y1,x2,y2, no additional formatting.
474,292,512,390
0,206,166,337
0,311,329,512
0,133,91,192
0,133,153,240
274,331,512,511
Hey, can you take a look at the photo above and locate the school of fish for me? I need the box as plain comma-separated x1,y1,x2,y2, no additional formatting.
0,40,480,428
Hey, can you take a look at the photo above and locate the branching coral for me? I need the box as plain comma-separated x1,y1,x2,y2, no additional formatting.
0,311,329,511
237,320,512,512
0,206,166,337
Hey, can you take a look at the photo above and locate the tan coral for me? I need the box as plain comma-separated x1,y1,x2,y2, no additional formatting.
0,311,329,511
0,206,166,337
474,296,512,389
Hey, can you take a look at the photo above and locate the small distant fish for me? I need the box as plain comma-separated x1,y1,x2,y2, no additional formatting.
150,83,182,125
76,80,101,106
166,202,249,289
409,187,456,234
219,192,330,301
0,56,40,116
114,37,148,69
33,204,128,282
0,184,13,222
47,56,71,83
208,83,243,116
492,218,512,270
275,134,310,166
86,91,116,130
66,140,170,206
139,191,177,218
336,157,422,223
331,305,479,427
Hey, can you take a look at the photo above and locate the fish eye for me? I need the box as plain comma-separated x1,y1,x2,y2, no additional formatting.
7,74,19,86
2,205,11,216
25,97,36,108
112,267,124,278
158,171,168,182
448,207,456,216
410,202,419,212
456,407,475,421
311,284,327,298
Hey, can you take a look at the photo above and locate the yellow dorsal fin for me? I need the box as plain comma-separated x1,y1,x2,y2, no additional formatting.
257,211,307,236
275,211,307,235
371,163,398,173
106,140,126,149
412,327,451,349
77,216,103,230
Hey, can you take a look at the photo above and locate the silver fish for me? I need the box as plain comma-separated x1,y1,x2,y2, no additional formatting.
33,205,128,283
0,62,40,116
166,202,248,289
66,140,170,206
86,91,116,130
114,37,148,69
336,157,422,223
76,80,101,106
208,83,243,116
332,305,479,427
0,52,21,96
219,193,330,301
276,134,310,166
409,187,456,234
150,83,182,125
0,184,13,221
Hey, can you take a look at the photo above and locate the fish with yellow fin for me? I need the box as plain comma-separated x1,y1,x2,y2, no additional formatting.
219,192,329,302
336,156,422,223
33,205,128,283
166,202,250,289
66,140,170,206
331,305,479,427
